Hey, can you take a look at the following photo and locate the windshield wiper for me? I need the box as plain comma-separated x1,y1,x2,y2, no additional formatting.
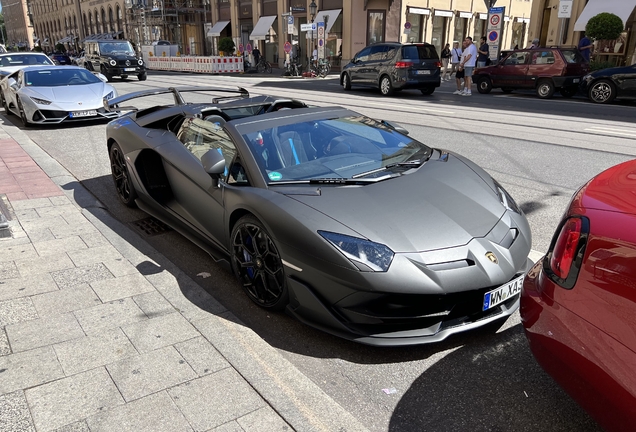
267,175,395,186
351,158,427,179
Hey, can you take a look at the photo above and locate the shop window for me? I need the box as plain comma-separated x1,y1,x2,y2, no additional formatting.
474,19,486,46
431,16,447,54
367,10,385,45
453,17,467,44
405,13,423,43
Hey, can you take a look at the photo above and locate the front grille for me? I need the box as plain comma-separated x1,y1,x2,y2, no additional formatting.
39,110,68,118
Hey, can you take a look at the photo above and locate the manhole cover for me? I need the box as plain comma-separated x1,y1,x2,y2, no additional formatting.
130,217,172,237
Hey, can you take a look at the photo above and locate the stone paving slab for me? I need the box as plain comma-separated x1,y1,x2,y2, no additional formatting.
0,297,39,327
6,312,85,353
0,390,36,432
51,262,114,289
74,297,148,335
30,283,101,317
90,272,155,303
174,336,230,377
0,272,59,302
25,367,125,432
122,311,200,353
0,346,64,395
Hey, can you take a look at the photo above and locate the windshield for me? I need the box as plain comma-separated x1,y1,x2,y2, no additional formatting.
0,54,54,67
241,115,431,183
100,42,136,56
25,69,102,87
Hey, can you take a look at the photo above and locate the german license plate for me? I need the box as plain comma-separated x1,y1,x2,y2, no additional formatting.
124,67,136,72
482,274,524,311
417,70,431,75
69,110,97,118
573,78,580,83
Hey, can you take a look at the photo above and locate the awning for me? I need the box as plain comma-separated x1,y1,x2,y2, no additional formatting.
208,20,230,37
312,9,342,34
250,16,276,41
574,0,635,31
57,36,72,44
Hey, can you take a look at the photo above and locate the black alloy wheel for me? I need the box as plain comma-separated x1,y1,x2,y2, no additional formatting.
420,86,435,95
342,73,351,90
536,79,555,99
379,75,394,96
588,79,616,104
231,216,288,311
109,141,138,207
100,65,113,81
477,78,492,94
120,74,129,80
138,72,147,81
16,97,30,127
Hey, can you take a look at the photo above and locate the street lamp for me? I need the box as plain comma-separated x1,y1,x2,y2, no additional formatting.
309,0,316,67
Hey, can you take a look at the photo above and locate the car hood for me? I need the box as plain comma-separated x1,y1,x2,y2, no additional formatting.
592,65,636,77
107,54,139,61
287,153,506,253
26,83,110,103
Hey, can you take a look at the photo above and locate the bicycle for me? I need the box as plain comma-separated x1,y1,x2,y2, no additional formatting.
256,57,272,74
317,58,331,78
286,59,302,77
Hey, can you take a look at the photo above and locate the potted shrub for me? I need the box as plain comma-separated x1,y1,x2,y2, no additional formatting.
585,13,624,41
218,37,235,57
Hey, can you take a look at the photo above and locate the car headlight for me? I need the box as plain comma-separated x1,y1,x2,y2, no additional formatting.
30,97,51,105
109,59,117,66
137,59,144,66
319,231,394,272
493,180,522,214
105,91,114,100
582,74,592,83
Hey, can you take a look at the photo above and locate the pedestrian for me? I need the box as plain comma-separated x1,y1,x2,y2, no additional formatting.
440,43,451,81
578,33,593,62
312,45,318,68
477,36,488,68
453,40,467,95
459,36,477,96
450,41,462,79
527,38,540,49
252,46,261,66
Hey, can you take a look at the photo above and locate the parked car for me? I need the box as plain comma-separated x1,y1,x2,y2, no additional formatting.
580,63,636,104
0,52,54,77
104,86,532,346
341,42,441,96
50,51,72,65
473,47,589,98
0,65,119,126
521,159,636,432
83,39,146,81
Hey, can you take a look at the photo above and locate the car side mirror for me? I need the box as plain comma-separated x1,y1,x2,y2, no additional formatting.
93,72,108,83
381,120,409,135
201,149,226,185
7,78,17,89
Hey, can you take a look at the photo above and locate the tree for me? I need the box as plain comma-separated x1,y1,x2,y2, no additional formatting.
218,37,235,55
585,13,624,41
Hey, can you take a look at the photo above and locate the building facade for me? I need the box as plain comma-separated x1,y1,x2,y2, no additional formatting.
528,0,636,65
24,0,531,65
1,0,34,49
399,0,532,55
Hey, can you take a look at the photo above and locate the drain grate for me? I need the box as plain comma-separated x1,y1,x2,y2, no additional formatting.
130,217,172,237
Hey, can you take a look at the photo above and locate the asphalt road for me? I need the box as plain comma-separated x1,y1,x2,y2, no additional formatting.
7,70,636,432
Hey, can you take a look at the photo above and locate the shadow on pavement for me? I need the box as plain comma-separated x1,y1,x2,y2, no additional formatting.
388,326,602,432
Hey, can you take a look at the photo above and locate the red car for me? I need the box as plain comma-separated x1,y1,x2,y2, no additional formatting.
521,159,636,432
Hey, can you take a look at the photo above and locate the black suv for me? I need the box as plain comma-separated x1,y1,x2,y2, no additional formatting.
83,39,147,81
341,42,441,96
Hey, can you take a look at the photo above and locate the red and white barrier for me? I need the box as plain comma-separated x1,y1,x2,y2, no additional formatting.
145,55,244,74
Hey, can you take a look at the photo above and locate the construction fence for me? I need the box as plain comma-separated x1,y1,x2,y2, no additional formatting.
145,56,244,74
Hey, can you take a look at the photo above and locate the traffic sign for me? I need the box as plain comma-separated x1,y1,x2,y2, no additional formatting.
488,31,499,43
246,43,252,54
300,23,317,32
238,43,244,53
404,22,411,30
490,14,500,26
558,0,573,18
287,16,294,34
284,41,292,53
317,21,325,59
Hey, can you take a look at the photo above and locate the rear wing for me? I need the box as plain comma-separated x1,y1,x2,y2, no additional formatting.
103,86,249,112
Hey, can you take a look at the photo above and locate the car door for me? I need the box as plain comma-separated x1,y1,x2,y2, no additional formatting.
615,65,636,98
160,117,238,249
364,45,389,84
491,51,530,88
528,50,558,88
349,47,371,84
89,43,100,70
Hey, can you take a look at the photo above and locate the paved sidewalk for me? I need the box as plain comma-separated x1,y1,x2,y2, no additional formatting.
0,121,367,432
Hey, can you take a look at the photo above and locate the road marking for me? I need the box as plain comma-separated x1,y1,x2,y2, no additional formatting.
585,126,636,138
363,100,455,114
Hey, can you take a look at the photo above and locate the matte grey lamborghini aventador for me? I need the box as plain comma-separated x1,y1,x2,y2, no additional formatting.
106,87,532,346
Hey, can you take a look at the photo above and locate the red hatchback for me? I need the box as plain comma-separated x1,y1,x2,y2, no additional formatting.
521,159,636,432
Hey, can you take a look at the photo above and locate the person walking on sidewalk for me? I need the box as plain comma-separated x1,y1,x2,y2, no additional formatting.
459,36,477,96
450,41,462,80
453,40,466,95
440,43,451,81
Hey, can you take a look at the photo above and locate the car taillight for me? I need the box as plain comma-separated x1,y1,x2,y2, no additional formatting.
544,216,589,289
435,61,441,68
395,61,412,68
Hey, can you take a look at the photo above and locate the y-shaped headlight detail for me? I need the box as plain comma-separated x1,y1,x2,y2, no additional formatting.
493,180,522,214
30,97,51,105
105,91,114,100
319,231,394,272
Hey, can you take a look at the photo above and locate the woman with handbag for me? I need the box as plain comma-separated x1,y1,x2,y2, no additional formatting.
441,43,451,81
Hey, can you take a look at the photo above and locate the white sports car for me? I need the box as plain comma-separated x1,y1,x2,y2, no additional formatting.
0,66,119,126
0,52,55,78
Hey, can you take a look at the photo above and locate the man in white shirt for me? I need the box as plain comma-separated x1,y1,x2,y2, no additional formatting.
450,41,462,79
459,36,478,96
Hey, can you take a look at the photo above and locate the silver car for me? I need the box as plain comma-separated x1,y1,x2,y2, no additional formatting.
0,66,119,126
0,52,54,78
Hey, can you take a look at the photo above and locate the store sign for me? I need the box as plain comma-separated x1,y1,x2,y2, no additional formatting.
558,0,573,19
